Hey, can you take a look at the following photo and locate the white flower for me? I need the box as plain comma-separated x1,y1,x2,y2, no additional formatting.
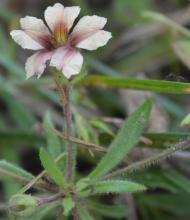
10,3,112,79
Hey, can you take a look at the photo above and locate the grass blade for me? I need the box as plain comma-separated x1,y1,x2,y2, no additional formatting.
81,76,190,94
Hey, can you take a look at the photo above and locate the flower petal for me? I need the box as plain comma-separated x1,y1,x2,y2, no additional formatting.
72,15,107,33
10,30,44,50
76,30,112,50
50,47,83,79
70,15,110,49
19,16,54,50
20,16,50,34
44,3,80,33
25,51,52,79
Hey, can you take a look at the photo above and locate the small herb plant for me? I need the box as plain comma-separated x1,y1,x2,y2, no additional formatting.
0,2,190,220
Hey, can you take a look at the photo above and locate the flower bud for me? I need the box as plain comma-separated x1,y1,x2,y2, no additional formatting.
9,194,40,217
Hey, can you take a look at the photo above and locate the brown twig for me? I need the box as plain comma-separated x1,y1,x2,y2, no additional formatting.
72,207,81,220
44,126,106,153
39,193,64,206
0,168,57,192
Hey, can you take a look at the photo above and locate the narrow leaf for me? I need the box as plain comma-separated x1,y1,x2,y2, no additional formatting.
77,203,94,220
81,180,146,196
81,76,190,94
181,112,190,126
43,111,61,158
63,197,75,216
39,148,64,187
0,160,34,180
89,202,127,219
89,99,152,179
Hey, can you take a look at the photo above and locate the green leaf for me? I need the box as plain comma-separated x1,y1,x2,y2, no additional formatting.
74,111,90,141
43,111,61,158
81,75,190,94
0,131,44,146
39,148,64,187
88,99,152,179
77,203,94,220
163,170,190,193
63,197,75,216
90,119,113,135
81,180,146,196
139,194,190,215
130,169,183,193
144,132,190,148
89,203,127,219
181,112,190,126
0,160,34,180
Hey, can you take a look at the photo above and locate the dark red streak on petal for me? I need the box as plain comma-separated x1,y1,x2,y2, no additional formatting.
25,30,54,50
38,35,55,50
69,30,98,47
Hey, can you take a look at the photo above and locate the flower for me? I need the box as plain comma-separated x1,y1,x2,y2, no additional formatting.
10,3,112,79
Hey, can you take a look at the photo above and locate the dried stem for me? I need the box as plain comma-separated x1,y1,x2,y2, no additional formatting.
0,168,57,192
44,126,106,153
39,193,64,206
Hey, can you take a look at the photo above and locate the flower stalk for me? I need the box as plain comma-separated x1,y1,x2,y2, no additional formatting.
53,69,74,181
63,85,74,181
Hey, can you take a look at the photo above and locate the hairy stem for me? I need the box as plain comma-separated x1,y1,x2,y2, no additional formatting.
63,86,73,181
44,126,106,152
103,139,190,179
72,207,81,220
53,71,74,182
39,193,64,205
